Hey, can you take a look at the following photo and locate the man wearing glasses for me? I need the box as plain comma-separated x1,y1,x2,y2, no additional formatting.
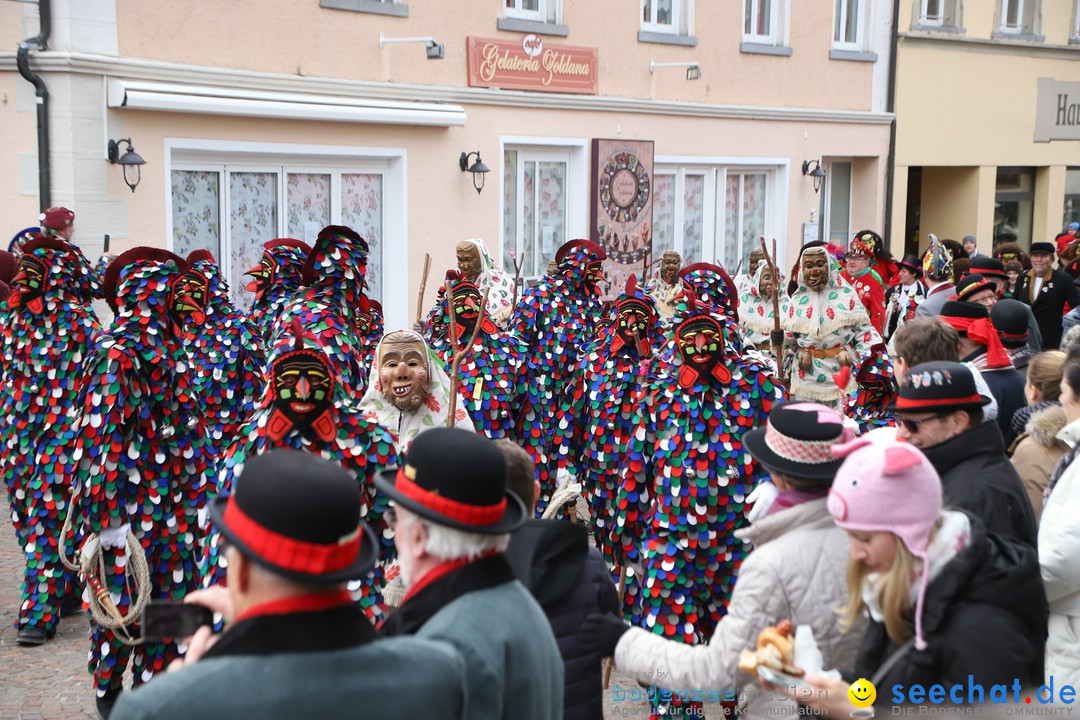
892,361,1037,549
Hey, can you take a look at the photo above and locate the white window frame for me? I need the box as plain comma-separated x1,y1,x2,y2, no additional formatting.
164,138,408,328
743,0,780,44
918,0,944,25
833,0,865,50
1074,0,1080,39
653,157,789,273
996,0,1037,34
641,0,684,35
505,0,546,23
818,160,853,248
498,136,588,284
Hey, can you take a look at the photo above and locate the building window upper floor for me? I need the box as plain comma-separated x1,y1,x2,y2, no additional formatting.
742,0,792,55
831,0,877,61
638,0,697,46
994,0,1042,40
498,0,568,36
912,0,963,32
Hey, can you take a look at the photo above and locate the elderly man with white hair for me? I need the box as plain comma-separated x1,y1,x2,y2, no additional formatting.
376,428,563,720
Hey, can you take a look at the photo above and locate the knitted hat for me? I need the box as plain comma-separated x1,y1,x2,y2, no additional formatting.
1004,260,1023,275
828,437,943,650
1070,222,1080,232
38,206,74,231
962,235,977,246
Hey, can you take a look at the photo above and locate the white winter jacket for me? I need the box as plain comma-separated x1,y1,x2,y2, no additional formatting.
1039,417,1080,616
613,497,863,717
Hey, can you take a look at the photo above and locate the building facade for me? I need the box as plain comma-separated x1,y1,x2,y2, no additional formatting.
890,0,1080,259
2,0,893,325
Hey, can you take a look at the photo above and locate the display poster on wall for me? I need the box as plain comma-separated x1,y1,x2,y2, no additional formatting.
466,36,598,94
590,138,655,301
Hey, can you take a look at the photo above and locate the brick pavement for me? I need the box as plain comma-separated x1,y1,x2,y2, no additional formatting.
0,515,97,720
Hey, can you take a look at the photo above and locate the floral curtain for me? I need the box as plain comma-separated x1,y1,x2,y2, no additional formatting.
724,173,741,268
341,173,383,301
537,162,565,277
682,174,704,263
652,174,675,257
228,172,278,310
287,173,331,241
502,150,518,275
172,170,220,259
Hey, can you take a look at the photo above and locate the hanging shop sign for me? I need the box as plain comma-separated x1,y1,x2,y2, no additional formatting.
466,35,598,94
590,138,655,300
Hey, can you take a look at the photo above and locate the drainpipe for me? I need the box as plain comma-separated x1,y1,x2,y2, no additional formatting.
16,0,52,212
882,0,900,252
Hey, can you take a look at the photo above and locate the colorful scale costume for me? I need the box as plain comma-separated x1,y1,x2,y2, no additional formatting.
0,236,100,638
511,239,606,512
70,248,212,699
245,238,311,343
552,275,660,565
203,320,398,623
612,289,783,680
273,226,370,402
423,271,526,440
354,294,384,390
181,250,266,464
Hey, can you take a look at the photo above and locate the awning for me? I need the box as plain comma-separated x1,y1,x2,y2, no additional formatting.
106,78,466,127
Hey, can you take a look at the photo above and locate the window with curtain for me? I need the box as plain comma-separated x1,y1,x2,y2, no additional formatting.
744,0,778,43
834,0,863,49
171,165,385,309
502,147,570,281
915,0,961,28
641,0,694,36
652,165,776,273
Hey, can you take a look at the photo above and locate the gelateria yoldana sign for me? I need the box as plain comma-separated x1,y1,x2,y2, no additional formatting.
466,35,598,94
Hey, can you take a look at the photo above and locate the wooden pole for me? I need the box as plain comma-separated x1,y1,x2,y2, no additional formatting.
511,255,524,308
415,253,431,327
445,286,489,427
760,236,786,391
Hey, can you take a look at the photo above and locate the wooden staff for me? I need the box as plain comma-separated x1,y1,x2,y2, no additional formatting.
511,255,524,308
445,284,490,427
415,253,431,327
603,566,629,689
759,237,786,390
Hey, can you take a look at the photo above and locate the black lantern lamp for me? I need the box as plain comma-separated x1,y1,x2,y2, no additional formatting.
802,159,827,194
459,151,490,195
108,138,146,193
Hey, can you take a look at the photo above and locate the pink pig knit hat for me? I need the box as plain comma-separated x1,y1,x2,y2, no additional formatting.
827,436,943,650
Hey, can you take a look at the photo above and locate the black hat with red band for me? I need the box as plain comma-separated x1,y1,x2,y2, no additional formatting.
209,449,377,584
888,361,991,414
374,427,526,535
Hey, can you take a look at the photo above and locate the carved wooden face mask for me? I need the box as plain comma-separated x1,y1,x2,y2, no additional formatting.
802,250,830,292
172,269,208,326
267,346,337,441
245,254,274,298
379,336,430,412
456,242,482,283
9,254,47,314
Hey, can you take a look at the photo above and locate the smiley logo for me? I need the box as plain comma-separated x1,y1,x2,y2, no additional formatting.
848,678,876,711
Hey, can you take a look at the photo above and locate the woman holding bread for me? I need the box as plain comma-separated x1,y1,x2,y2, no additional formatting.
582,402,866,718
787,436,1046,715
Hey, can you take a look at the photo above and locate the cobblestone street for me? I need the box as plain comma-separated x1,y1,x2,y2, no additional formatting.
0,515,96,719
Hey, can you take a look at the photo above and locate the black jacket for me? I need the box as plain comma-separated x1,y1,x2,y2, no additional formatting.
969,362,1027,443
855,514,1047,701
1019,269,1080,349
920,421,1038,548
506,519,619,720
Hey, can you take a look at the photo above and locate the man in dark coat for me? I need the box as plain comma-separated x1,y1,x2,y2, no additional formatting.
377,428,563,720
1019,241,1080,349
938,300,1026,440
501,440,618,720
108,450,466,720
893,361,1037,549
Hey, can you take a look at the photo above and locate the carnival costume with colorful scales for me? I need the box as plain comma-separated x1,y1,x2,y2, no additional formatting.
69,248,212,701
244,238,311,343
0,236,100,640
511,239,606,513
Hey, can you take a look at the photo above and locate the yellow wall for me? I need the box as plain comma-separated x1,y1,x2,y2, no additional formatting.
0,72,43,228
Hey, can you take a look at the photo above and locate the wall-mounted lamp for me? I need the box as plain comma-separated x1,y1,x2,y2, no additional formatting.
107,138,146,193
379,32,444,59
649,60,702,81
459,151,490,195
802,159,827,194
